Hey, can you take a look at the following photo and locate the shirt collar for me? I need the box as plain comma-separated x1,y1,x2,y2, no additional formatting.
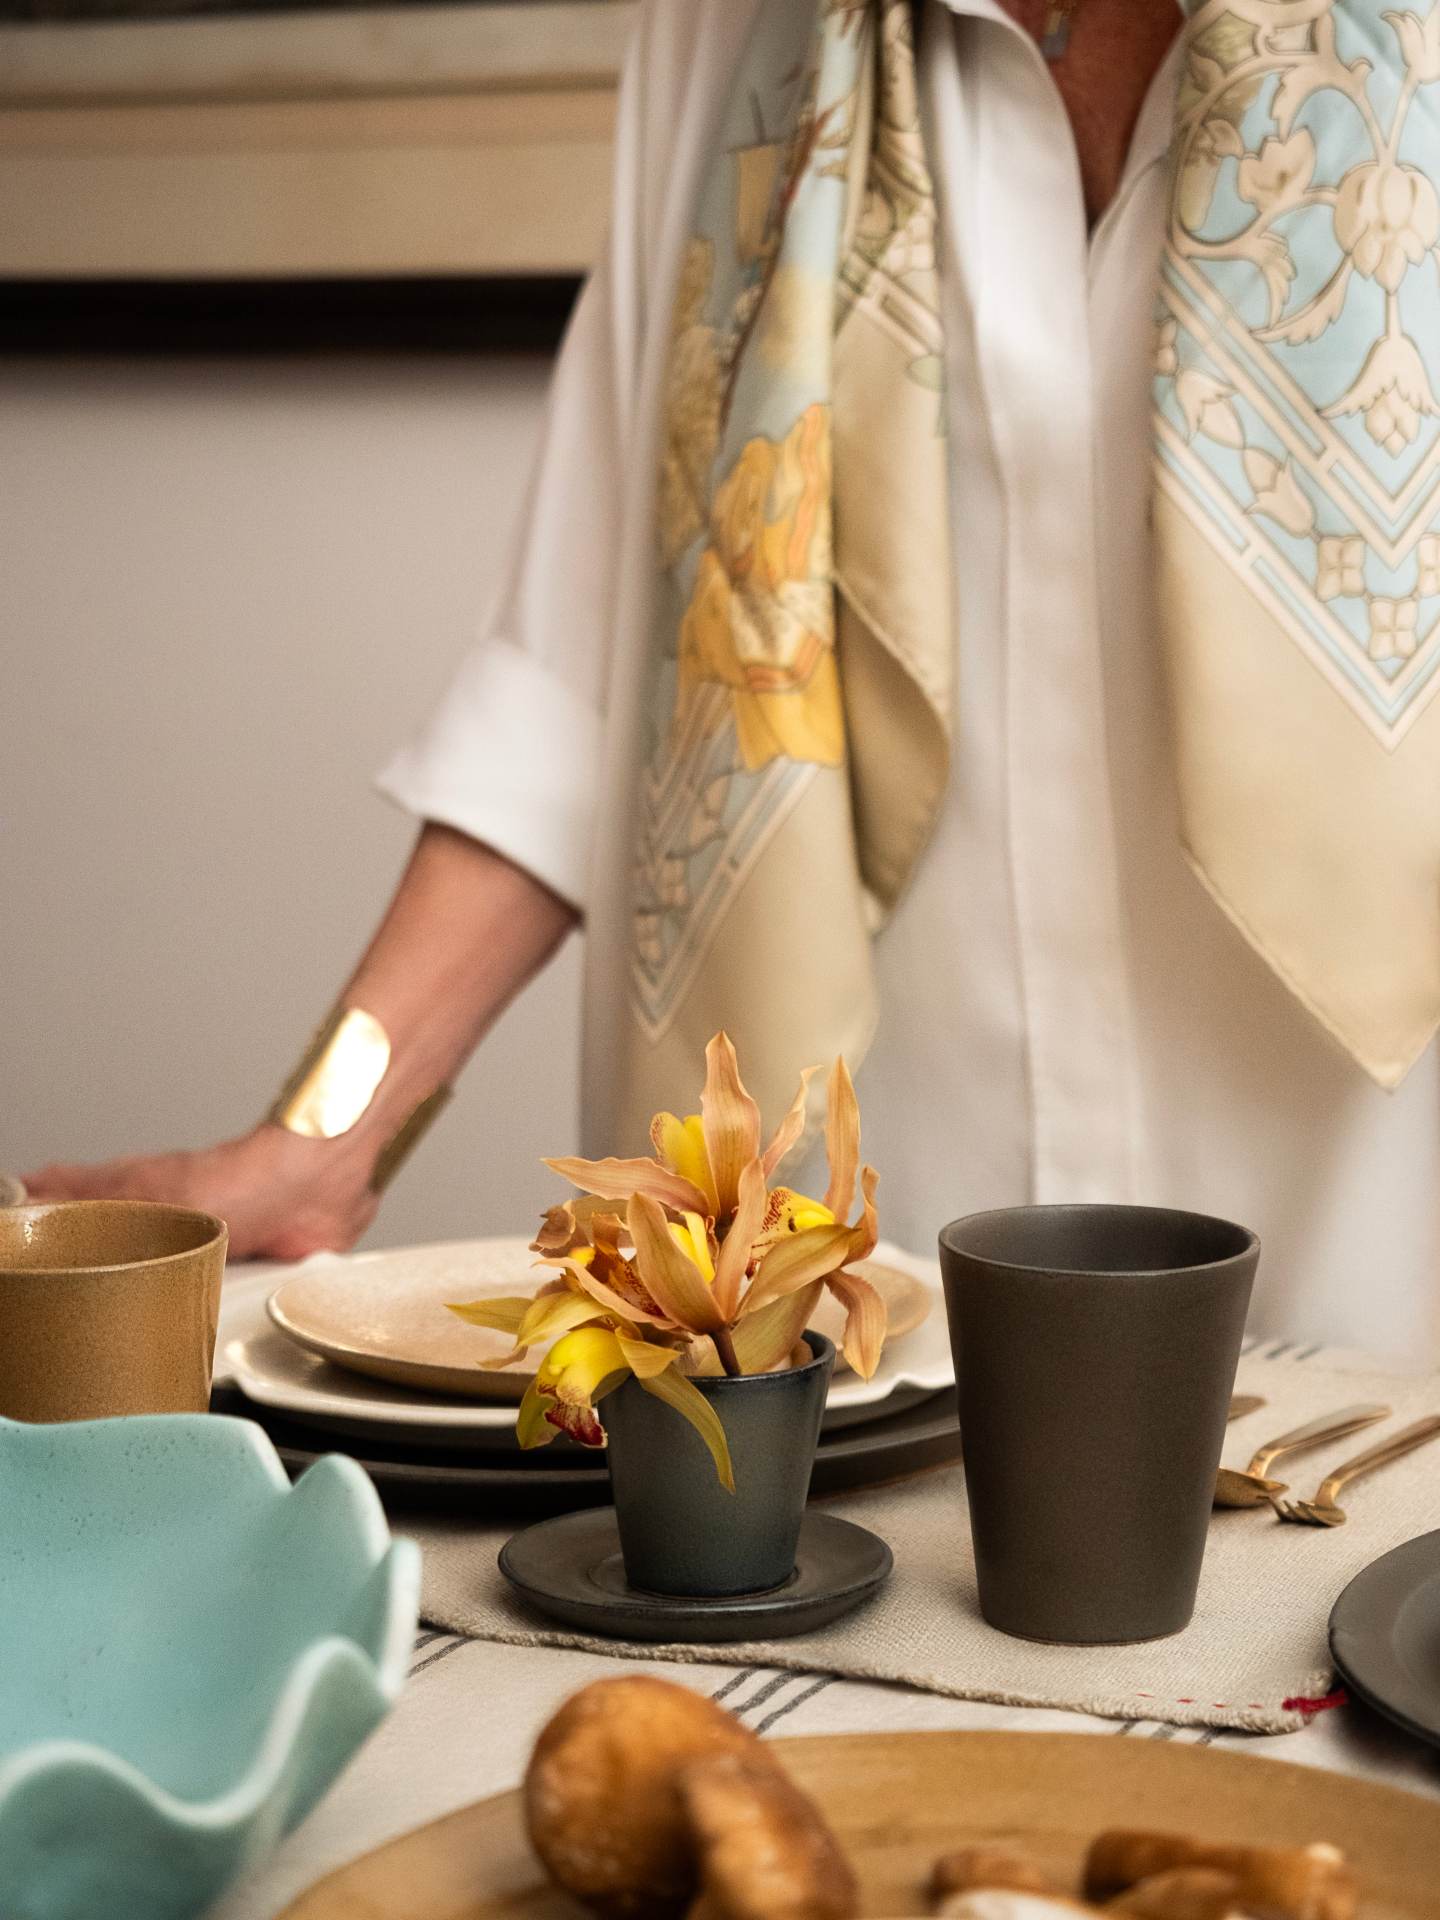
933,0,1188,20
929,0,1186,178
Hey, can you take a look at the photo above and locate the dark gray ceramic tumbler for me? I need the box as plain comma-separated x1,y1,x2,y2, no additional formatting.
604,1332,835,1597
939,1205,1257,1645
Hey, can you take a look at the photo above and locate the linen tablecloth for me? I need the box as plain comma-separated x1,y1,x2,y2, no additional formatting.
208,1267,1440,1919
415,1339,1440,1735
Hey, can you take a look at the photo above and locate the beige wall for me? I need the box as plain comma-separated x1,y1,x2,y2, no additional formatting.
0,352,582,1248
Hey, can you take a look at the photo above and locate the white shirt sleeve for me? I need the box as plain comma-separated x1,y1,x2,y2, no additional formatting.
377,6,665,912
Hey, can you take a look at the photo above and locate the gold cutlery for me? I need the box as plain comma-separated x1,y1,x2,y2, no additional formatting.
1227,1393,1265,1422
1270,1414,1440,1527
1213,1403,1390,1508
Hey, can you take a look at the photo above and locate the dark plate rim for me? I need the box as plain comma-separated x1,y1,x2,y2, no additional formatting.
214,1384,959,1490
1327,1527,1440,1750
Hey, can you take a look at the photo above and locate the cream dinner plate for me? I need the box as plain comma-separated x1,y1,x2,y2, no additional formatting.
219,1239,953,1445
224,1325,522,1440
268,1237,548,1403
265,1235,944,1396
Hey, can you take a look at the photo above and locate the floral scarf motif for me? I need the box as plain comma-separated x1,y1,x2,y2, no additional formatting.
1158,0,1440,1085
622,0,952,1133
624,0,1440,1134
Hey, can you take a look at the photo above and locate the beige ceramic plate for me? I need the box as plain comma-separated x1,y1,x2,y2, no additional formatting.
0,1175,26,1208
268,1238,543,1403
277,1729,1438,1918
266,1237,935,1403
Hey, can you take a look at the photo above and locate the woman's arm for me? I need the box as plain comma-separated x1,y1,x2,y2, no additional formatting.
23,823,577,1258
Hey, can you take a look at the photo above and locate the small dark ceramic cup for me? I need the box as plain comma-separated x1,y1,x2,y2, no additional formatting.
603,1332,835,1597
938,1205,1257,1645
0,1200,228,1422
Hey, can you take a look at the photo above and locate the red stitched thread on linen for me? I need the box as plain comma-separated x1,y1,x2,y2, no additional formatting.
1281,1688,1348,1716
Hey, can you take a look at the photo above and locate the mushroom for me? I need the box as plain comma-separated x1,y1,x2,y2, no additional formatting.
524,1675,760,1918
524,1676,858,1920
680,1748,859,1919
1084,1833,1356,1920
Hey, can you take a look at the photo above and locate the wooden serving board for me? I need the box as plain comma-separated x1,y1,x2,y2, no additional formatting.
278,1730,1439,1918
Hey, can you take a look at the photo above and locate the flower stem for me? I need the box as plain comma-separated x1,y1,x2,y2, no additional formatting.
713,1326,743,1378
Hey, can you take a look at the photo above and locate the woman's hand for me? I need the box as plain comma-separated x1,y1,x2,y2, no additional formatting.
22,822,578,1262
21,1124,379,1262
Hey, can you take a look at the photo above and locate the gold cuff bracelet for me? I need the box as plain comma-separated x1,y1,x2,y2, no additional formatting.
268,1006,392,1140
269,1005,453,1191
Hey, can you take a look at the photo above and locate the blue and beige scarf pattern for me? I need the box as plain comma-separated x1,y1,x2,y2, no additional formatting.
621,0,952,1131
622,0,1440,1136
1158,0,1440,1085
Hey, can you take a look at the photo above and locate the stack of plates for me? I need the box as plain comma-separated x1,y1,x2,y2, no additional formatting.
214,1237,959,1511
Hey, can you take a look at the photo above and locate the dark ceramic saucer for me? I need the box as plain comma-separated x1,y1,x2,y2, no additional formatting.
498,1507,892,1643
1328,1528,1440,1749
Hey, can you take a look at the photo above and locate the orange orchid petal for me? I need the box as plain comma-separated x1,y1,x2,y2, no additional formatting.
467,1284,603,1369
852,1164,880,1262
628,1192,725,1335
544,1154,712,1219
515,1287,606,1351
445,1295,531,1336
822,1055,860,1222
730,1280,823,1374
711,1157,768,1321
615,1333,682,1380
761,1066,819,1181
739,1222,856,1316
638,1364,735,1491
682,1336,727,1378
700,1032,762,1219
824,1267,887,1379
530,1195,624,1255
553,1255,671,1331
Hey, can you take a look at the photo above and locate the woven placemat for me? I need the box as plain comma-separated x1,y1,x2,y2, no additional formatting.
408,1343,1440,1734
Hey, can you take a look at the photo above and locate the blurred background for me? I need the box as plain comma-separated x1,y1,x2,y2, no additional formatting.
1,0,636,1243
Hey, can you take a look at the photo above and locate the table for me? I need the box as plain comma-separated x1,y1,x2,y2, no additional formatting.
207,1273,1440,1919
205,1607,1438,1917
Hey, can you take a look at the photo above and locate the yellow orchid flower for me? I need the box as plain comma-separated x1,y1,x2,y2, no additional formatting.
668,1209,716,1282
651,1112,717,1213
771,1189,836,1234
455,1031,883,1483
512,1322,732,1482
516,1326,628,1448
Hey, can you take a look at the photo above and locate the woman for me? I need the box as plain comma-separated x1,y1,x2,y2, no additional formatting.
30,0,1440,1363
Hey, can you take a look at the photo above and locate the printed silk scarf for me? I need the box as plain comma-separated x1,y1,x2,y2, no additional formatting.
621,0,1440,1142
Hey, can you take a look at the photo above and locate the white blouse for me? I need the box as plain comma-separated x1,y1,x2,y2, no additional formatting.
380,0,1440,1362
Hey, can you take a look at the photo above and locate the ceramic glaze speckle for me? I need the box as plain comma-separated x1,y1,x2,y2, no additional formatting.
0,1412,419,1920
0,1200,228,1421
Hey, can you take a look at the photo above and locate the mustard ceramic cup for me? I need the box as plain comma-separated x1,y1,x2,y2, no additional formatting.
0,1200,227,1421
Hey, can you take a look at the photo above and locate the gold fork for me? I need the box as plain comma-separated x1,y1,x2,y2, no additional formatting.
1213,1402,1390,1507
1270,1414,1440,1526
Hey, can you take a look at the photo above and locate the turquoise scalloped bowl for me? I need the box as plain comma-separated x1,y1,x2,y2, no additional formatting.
0,1413,420,1920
